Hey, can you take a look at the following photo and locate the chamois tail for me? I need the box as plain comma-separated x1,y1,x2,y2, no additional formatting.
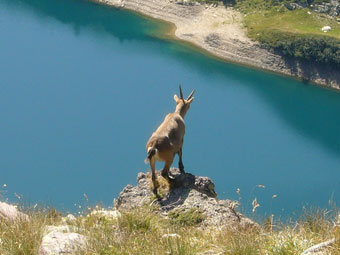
145,145,157,164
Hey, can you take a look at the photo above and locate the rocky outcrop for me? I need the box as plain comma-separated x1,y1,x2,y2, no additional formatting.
311,0,340,17
0,202,29,221
116,168,257,229
93,0,340,90
38,226,86,255
285,0,340,16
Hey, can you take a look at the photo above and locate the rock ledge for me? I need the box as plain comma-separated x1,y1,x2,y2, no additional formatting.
116,168,257,229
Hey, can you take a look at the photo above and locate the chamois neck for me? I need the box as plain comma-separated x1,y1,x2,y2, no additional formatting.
175,103,187,118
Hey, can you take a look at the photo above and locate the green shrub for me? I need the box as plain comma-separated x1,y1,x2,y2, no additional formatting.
257,30,340,66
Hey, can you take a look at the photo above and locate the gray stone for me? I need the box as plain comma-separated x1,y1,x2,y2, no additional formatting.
39,225,86,255
311,0,340,16
0,202,29,221
301,238,335,255
285,3,303,10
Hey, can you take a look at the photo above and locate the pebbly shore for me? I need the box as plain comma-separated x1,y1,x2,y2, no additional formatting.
93,0,340,90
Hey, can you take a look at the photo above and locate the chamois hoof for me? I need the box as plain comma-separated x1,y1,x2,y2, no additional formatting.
161,171,171,182
179,164,185,173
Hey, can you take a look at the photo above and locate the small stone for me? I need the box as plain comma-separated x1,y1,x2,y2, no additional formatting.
61,214,77,224
162,233,181,238
90,209,121,219
67,214,76,221
137,172,146,182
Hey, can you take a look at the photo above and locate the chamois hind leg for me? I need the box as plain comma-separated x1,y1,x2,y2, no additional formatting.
161,157,173,181
178,148,185,173
150,158,159,196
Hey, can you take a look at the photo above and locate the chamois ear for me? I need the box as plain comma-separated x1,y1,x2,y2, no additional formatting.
174,94,179,102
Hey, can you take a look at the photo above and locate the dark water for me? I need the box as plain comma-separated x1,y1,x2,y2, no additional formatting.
1,0,340,218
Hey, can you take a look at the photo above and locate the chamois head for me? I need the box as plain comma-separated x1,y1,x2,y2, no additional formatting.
174,85,195,118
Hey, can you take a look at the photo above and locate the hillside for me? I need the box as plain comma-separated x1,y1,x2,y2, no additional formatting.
237,0,340,67
196,0,340,67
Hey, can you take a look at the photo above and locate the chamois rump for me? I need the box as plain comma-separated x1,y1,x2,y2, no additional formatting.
146,86,195,196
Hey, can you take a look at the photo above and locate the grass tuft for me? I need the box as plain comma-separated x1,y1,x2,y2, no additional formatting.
168,208,205,226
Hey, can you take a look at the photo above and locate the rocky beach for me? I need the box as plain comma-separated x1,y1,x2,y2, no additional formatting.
93,0,340,90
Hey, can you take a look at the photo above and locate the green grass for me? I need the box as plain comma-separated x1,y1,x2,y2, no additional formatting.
243,8,340,40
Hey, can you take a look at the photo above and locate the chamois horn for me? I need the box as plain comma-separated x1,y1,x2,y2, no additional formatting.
179,85,184,100
187,89,195,100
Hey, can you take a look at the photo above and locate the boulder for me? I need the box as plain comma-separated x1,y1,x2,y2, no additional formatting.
38,225,86,255
285,3,303,10
116,168,257,229
0,202,29,221
311,0,340,16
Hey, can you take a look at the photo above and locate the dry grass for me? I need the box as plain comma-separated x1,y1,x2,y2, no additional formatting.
0,207,62,255
2,205,340,254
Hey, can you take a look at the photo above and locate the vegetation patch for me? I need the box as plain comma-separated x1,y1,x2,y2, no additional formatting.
255,29,340,66
234,0,340,66
3,205,340,254
0,207,62,255
168,208,205,226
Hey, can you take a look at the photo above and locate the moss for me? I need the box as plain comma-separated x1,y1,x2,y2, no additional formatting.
168,208,205,226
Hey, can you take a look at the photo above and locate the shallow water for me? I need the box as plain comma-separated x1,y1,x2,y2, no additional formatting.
0,0,340,218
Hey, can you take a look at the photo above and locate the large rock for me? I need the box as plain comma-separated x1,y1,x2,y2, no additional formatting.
0,202,29,221
311,0,340,16
116,168,257,229
38,225,86,255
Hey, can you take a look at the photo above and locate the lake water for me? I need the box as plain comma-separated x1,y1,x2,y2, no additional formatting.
1,0,340,219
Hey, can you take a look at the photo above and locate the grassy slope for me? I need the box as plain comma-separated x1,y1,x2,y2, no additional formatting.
1,205,340,255
233,0,340,66
243,8,340,41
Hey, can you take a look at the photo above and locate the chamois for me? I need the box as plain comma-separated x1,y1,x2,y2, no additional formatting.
146,86,195,196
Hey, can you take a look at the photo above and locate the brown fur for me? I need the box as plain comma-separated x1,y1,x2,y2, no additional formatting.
146,87,194,197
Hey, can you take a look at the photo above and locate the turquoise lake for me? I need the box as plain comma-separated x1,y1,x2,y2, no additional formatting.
1,0,340,218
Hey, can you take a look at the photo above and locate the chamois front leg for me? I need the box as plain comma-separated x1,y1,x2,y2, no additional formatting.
178,147,185,173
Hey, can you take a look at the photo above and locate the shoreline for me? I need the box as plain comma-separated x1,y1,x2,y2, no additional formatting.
93,0,340,90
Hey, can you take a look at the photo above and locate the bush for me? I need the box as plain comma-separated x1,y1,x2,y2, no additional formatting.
257,30,340,66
